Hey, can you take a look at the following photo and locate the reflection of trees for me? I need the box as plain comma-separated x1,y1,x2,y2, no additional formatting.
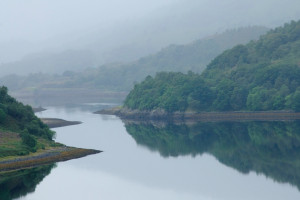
0,164,56,200
125,121,300,190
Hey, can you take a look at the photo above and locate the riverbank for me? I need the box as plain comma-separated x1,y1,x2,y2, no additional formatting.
33,107,47,113
95,107,300,122
41,118,82,128
0,146,101,172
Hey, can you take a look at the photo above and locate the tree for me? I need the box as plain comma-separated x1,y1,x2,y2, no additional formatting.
21,131,37,149
0,109,6,123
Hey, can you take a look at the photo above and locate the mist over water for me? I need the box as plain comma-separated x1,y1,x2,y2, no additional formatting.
1,1,300,200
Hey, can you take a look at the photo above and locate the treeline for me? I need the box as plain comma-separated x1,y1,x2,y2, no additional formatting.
0,86,55,151
0,26,267,92
124,72,213,112
124,20,300,112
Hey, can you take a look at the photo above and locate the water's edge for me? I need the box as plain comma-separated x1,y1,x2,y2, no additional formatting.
95,107,300,122
0,146,101,172
41,118,82,128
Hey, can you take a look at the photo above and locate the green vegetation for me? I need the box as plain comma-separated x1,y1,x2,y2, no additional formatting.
124,72,213,112
0,26,267,92
124,20,300,112
125,121,300,190
0,86,55,157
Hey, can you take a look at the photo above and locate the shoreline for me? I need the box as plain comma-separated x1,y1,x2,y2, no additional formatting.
0,107,97,173
95,107,300,122
41,118,82,128
33,107,47,113
33,107,82,128
0,146,101,172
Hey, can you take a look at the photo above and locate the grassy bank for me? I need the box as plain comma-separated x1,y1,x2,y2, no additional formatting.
0,131,100,172
0,131,56,158
0,146,100,172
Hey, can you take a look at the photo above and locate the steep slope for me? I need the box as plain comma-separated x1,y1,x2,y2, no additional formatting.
123,20,300,112
120,26,268,75
0,86,101,171
0,86,55,156
202,20,300,111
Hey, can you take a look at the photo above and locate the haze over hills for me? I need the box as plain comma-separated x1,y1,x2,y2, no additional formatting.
0,0,300,76
0,50,96,75
0,26,268,98
1,1,300,199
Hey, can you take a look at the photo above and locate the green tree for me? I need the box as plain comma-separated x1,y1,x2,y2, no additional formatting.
21,131,37,149
0,109,6,123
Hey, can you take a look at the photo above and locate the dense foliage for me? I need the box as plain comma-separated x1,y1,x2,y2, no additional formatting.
124,20,300,112
0,86,55,150
124,72,213,112
0,27,267,92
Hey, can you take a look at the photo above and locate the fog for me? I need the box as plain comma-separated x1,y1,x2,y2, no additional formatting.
0,0,176,42
0,0,300,75
0,0,176,64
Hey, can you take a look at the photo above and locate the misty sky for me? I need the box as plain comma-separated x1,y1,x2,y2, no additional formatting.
0,0,300,71
0,0,177,42
1,0,300,43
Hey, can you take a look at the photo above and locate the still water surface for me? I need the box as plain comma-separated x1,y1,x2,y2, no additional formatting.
10,105,300,200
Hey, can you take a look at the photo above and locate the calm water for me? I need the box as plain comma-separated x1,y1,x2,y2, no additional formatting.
3,105,300,200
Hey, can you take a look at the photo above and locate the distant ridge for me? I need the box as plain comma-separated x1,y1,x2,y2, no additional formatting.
0,26,268,93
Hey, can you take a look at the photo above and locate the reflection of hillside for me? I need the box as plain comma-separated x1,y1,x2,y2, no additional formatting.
0,164,55,200
125,121,300,190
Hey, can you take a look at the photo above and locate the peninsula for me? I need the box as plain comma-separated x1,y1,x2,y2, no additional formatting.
0,86,100,172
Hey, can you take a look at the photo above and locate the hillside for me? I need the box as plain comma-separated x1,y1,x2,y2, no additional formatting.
124,20,300,112
0,86,100,169
0,26,268,94
0,86,55,156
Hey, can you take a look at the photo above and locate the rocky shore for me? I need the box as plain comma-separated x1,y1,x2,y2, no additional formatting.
95,107,300,122
0,146,101,172
41,118,82,128
33,107,47,113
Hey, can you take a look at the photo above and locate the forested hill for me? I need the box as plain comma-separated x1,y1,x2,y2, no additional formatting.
0,86,55,155
121,26,268,75
0,26,267,92
124,20,300,112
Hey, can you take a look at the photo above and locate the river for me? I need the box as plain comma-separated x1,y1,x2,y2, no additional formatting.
7,104,300,200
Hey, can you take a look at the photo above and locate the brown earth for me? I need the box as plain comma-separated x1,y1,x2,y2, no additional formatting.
0,146,101,172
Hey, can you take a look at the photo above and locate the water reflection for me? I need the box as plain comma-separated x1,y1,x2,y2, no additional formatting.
125,120,300,190
0,164,55,200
